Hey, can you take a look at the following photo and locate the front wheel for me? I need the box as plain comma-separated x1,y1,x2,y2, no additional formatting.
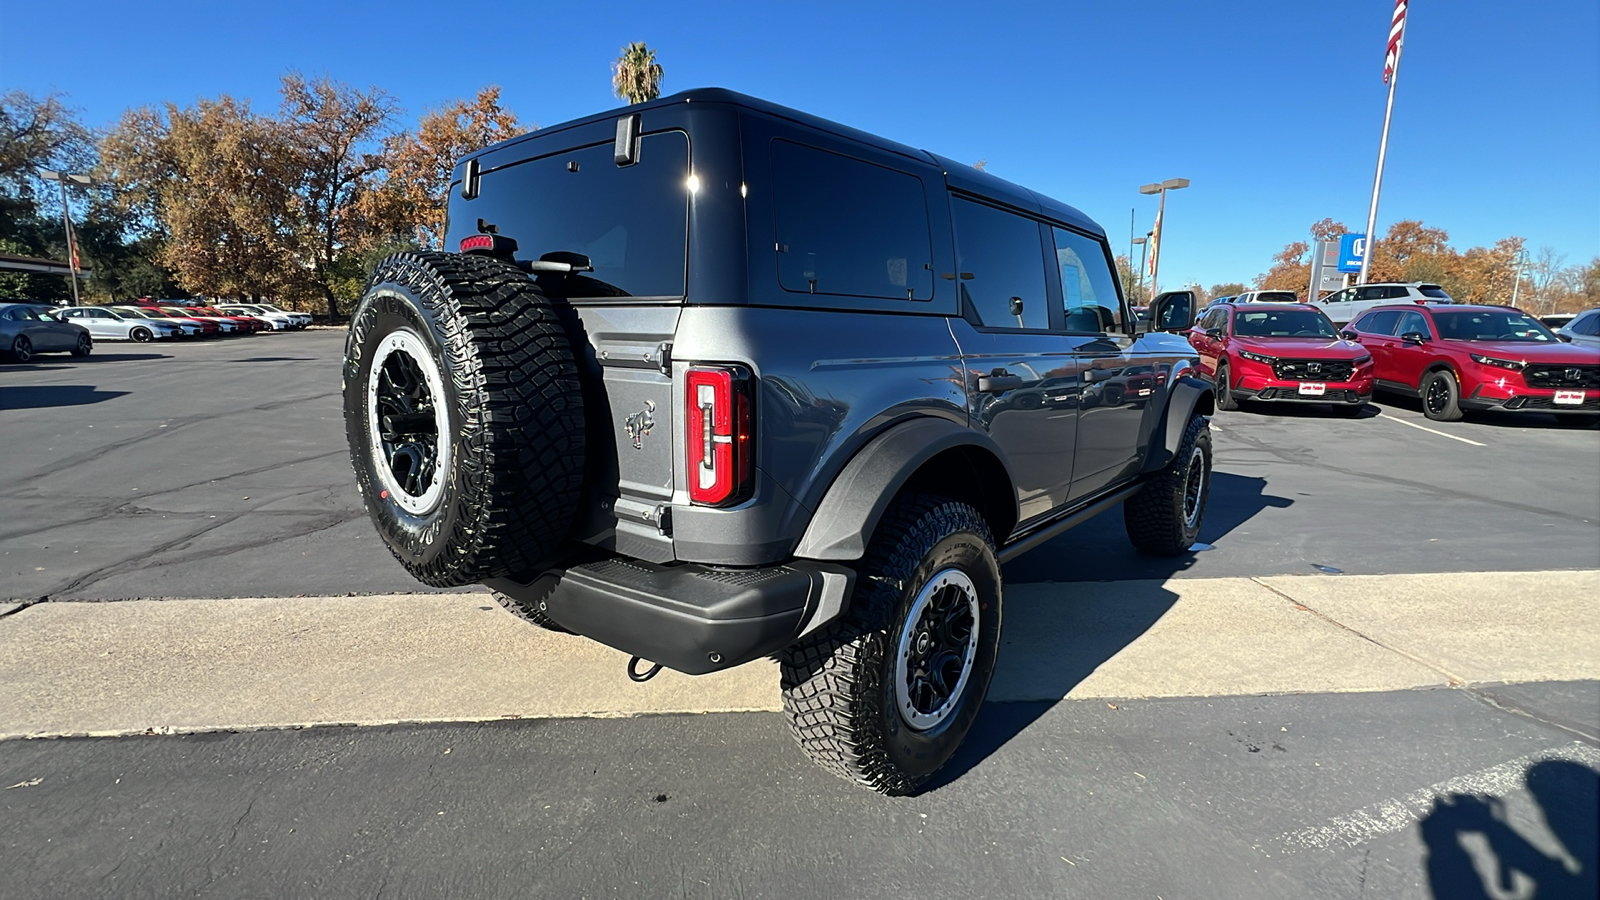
780,494,1002,795
1421,370,1463,422
1214,362,1238,410
1123,414,1212,555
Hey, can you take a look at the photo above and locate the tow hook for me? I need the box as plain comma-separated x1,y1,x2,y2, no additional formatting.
627,656,663,683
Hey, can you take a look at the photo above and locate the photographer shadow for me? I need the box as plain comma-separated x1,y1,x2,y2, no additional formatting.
1421,759,1598,900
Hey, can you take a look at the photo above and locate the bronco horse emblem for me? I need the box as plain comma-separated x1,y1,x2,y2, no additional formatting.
624,400,656,450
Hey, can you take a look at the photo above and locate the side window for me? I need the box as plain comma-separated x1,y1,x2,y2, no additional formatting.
1355,286,1386,302
1327,289,1353,304
1386,286,1412,300
1198,309,1222,331
951,198,1049,329
772,140,933,301
1357,310,1404,335
1396,310,1432,337
1052,226,1123,333
1575,313,1600,336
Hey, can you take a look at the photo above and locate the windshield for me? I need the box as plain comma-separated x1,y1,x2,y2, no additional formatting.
1233,308,1338,338
1432,310,1556,342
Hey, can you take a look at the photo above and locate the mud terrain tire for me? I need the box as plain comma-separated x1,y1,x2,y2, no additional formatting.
1123,414,1212,556
343,252,585,587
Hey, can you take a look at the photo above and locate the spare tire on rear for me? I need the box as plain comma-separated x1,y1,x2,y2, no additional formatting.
343,251,586,587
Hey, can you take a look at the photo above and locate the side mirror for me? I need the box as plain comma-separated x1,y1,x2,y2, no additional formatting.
1557,333,1572,343
1400,331,1428,344
1206,327,1223,339
1340,330,1358,341
1149,292,1197,333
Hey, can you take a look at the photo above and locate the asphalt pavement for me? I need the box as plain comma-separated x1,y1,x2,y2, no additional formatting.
1,331,1597,899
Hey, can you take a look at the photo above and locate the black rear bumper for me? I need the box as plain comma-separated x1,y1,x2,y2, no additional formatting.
487,558,855,675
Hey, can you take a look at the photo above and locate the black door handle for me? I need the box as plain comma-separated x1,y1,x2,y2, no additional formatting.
977,370,1025,393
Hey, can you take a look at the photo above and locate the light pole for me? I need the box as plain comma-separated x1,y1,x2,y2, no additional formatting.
39,170,95,306
1132,235,1148,303
1139,178,1190,298
1510,249,1530,310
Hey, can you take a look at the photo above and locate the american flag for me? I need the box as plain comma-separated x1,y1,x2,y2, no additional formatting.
1383,0,1408,84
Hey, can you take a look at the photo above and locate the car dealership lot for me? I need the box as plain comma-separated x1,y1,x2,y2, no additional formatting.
1,332,1596,899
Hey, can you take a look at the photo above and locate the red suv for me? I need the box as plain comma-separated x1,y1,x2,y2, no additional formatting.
1188,302,1373,414
1346,303,1600,423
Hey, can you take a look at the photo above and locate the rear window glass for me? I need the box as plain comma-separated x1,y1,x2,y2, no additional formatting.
771,140,934,301
1418,285,1453,300
1256,291,1298,303
463,131,690,299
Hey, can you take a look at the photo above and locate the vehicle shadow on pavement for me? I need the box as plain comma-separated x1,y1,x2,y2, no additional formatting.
1003,472,1292,584
1230,401,1381,421
0,384,132,410
928,473,1292,791
0,352,171,370
1419,759,1599,900
1373,397,1593,430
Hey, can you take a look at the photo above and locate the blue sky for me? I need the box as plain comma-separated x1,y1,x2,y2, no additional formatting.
4,0,1597,289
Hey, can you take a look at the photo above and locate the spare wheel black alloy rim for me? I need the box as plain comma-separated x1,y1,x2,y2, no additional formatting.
366,329,452,515
1426,376,1450,414
894,568,980,731
1183,443,1206,530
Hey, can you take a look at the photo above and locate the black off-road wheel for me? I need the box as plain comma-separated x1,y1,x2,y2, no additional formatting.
1123,414,1212,556
780,494,1002,796
343,251,586,588
1214,362,1239,410
1421,369,1463,422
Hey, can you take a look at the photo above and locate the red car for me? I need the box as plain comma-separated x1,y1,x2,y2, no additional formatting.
1346,303,1600,424
138,305,221,335
1188,302,1373,414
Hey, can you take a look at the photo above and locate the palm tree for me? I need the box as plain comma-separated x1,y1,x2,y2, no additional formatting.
612,42,664,105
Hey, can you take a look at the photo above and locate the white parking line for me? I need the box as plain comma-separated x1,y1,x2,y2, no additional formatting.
1376,412,1487,447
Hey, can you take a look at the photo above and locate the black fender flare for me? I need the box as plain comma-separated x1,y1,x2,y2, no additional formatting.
1141,374,1214,475
793,417,1016,561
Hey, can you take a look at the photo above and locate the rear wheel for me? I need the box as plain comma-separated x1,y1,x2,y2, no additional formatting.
1124,414,1212,555
1214,362,1238,410
70,333,92,357
1421,370,1463,422
780,494,1001,795
10,335,33,363
343,251,587,587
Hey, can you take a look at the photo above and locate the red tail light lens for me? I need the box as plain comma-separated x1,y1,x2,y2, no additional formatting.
459,234,495,253
686,366,754,506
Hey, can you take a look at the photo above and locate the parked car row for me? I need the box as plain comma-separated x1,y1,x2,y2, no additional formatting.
1187,298,1600,426
1,300,312,362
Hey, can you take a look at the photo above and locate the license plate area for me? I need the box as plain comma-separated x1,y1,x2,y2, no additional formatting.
1554,390,1586,405
1298,382,1327,396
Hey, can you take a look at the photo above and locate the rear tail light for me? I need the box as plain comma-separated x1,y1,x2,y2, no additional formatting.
686,365,754,506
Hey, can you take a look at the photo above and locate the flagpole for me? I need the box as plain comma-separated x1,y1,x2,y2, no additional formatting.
1359,14,1406,286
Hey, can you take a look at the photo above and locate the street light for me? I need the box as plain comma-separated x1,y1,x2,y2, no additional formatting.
1138,178,1190,298
39,170,96,307
1510,249,1530,310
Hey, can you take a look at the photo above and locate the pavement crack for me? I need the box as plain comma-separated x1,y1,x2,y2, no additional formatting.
227,794,258,845
1457,684,1600,744
1248,576,1467,685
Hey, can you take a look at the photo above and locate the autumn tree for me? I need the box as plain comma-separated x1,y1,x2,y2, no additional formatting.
0,90,94,202
279,73,397,319
1116,254,1148,305
1257,241,1310,294
612,42,664,104
369,86,524,250
1210,282,1247,298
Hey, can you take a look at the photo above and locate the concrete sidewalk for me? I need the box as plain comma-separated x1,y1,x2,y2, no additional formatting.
2,570,1595,740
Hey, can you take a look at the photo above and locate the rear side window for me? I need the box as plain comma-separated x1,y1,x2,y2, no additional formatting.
951,198,1049,329
1355,310,1403,335
466,131,690,299
771,140,933,301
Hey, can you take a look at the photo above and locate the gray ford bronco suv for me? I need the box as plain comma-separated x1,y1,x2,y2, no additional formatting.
344,89,1211,794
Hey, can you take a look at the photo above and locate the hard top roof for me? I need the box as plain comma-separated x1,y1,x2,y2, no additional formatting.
463,87,1104,239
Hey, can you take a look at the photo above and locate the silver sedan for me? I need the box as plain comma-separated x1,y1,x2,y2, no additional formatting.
1,303,92,362
55,305,183,341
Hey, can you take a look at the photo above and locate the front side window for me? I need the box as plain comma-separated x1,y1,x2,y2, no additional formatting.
1355,286,1389,302
1325,288,1355,304
772,140,933,301
1354,310,1404,335
463,131,690,299
1053,226,1123,333
1395,310,1432,338
951,198,1049,329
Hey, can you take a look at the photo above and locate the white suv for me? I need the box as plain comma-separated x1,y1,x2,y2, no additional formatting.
1315,282,1454,325
1232,289,1301,304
